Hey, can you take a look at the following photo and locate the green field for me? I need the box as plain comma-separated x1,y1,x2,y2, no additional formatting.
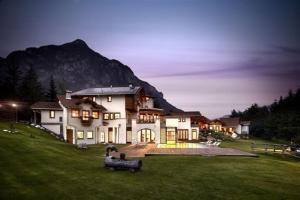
0,122,300,200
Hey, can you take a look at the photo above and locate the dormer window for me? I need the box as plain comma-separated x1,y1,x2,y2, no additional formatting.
107,96,112,102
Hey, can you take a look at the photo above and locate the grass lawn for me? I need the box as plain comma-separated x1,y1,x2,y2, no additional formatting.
0,122,300,200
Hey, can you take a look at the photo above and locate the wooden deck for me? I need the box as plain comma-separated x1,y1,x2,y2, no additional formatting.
112,144,257,158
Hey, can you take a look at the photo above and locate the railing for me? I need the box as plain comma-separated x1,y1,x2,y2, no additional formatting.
81,117,93,126
137,119,155,124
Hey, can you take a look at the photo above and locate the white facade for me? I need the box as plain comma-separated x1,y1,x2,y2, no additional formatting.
40,110,63,136
34,86,201,145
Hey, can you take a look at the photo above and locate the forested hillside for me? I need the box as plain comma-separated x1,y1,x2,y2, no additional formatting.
231,88,300,143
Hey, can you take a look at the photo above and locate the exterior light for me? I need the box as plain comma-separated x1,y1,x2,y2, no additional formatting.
12,103,17,107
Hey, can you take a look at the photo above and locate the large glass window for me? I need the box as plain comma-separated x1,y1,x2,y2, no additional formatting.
77,131,84,139
192,129,198,140
178,129,188,140
138,129,155,143
87,131,93,139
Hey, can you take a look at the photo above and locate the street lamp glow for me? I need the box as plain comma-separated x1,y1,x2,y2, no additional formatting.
12,103,17,107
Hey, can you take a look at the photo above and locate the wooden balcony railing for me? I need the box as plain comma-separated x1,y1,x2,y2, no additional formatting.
81,116,93,126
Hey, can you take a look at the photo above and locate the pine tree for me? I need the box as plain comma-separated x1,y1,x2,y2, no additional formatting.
231,109,238,117
47,75,57,101
19,66,43,103
2,61,22,100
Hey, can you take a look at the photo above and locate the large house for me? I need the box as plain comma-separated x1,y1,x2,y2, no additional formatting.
31,86,201,145
201,117,250,136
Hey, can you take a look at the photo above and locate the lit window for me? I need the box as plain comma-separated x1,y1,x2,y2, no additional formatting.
50,111,55,118
182,118,186,122
145,97,149,101
77,131,84,139
114,113,120,119
87,131,93,139
82,110,89,121
92,111,99,119
107,96,112,102
71,109,79,117
178,118,181,122
92,97,96,102
104,113,109,120
110,113,114,119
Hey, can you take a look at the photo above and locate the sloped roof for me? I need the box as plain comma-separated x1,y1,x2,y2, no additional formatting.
71,86,141,96
167,111,201,118
31,101,62,110
199,116,211,124
139,108,165,114
57,95,106,111
220,117,240,127
171,111,201,116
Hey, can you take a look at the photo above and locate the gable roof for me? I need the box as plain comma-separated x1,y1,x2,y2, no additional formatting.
220,117,240,127
57,95,106,111
31,101,62,110
71,86,141,96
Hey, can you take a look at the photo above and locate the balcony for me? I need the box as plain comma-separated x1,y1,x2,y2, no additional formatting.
137,119,156,124
81,116,93,126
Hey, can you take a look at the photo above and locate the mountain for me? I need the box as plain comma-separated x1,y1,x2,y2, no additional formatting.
0,39,181,113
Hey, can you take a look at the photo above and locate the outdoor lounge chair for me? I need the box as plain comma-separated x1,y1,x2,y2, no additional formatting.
214,141,221,146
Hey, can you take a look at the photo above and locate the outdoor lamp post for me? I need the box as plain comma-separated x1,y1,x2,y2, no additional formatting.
12,103,18,123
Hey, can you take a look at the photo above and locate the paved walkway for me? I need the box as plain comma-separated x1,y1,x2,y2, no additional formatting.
146,147,257,157
111,144,156,158
112,144,257,158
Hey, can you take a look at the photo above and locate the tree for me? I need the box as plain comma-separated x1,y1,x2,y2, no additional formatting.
1,60,22,100
231,109,239,117
47,75,57,101
19,66,44,103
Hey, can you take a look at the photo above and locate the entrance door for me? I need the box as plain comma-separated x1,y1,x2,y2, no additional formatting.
138,129,154,143
166,127,176,144
108,128,113,143
66,129,73,144
126,127,132,143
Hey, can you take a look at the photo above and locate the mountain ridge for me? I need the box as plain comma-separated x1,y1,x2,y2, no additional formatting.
0,39,181,113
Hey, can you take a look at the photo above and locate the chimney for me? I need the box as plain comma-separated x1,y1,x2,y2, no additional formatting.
65,90,72,100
